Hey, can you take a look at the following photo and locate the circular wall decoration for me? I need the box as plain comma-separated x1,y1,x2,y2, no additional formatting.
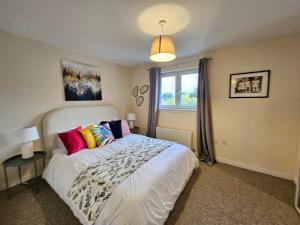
136,96,144,107
132,86,138,97
140,85,149,94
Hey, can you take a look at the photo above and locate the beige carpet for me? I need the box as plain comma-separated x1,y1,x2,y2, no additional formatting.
0,162,299,225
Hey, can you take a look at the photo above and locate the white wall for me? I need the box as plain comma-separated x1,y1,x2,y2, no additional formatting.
0,32,131,189
130,33,300,179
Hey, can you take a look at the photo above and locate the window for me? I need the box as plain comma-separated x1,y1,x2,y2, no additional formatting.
160,69,198,110
161,76,176,106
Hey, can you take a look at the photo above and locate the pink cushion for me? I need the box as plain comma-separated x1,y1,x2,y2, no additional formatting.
58,127,87,155
121,120,130,136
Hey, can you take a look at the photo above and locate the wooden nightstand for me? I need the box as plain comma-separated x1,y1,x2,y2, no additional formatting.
130,126,140,134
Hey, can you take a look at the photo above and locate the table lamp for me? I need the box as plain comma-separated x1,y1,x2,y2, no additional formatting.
127,113,136,129
20,126,39,159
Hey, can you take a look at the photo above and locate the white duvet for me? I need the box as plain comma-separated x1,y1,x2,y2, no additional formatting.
43,134,199,225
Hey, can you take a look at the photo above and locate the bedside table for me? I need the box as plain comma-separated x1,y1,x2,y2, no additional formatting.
130,126,140,134
2,151,46,199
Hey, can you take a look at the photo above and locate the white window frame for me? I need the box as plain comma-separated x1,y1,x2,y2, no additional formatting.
159,68,198,111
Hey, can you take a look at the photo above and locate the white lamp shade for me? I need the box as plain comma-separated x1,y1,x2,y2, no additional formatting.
150,35,176,62
127,113,136,121
20,126,39,143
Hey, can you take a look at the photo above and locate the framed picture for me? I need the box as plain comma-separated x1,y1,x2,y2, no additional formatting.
62,59,102,101
229,70,270,98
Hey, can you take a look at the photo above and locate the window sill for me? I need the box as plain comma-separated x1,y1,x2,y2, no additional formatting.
159,108,197,113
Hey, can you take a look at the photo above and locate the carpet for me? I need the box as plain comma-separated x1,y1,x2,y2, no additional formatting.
0,162,299,225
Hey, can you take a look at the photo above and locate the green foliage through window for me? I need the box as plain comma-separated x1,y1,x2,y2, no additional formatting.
160,70,198,109
161,92,175,105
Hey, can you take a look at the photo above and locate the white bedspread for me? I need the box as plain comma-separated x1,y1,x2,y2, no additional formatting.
43,134,199,225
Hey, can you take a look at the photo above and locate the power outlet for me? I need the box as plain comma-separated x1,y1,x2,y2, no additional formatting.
221,141,228,145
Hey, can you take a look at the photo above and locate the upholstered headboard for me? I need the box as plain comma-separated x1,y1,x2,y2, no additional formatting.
43,105,119,154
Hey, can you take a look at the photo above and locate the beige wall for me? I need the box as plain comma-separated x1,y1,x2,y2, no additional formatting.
130,33,300,179
1,31,299,189
0,32,131,188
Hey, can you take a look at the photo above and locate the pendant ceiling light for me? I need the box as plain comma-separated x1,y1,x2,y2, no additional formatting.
150,20,176,62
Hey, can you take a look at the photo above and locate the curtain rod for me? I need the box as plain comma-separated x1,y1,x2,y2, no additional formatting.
146,58,212,71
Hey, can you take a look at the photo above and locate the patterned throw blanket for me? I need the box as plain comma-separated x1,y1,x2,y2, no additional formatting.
68,137,173,225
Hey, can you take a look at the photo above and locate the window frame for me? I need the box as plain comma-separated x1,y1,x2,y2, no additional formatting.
159,68,198,111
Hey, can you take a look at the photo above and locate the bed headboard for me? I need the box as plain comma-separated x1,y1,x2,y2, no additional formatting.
43,105,119,154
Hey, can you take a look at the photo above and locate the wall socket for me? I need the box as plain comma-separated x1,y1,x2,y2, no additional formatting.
221,141,228,145
215,140,228,145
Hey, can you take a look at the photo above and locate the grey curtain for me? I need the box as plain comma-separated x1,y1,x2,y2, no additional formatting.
197,58,216,165
146,67,161,138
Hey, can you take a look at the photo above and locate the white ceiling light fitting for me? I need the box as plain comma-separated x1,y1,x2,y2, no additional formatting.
150,20,176,62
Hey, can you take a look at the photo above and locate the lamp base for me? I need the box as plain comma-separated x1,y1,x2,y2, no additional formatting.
128,120,134,129
21,142,34,159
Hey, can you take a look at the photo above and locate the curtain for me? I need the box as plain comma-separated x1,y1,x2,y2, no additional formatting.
197,58,216,165
146,67,161,138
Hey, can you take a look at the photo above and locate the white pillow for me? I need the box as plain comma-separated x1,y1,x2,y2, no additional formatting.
53,146,68,155
81,121,99,128
57,135,68,154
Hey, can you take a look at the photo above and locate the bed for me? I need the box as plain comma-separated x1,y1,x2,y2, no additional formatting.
42,105,199,225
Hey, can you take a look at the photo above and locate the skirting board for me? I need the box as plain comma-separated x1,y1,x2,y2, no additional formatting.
216,157,294,181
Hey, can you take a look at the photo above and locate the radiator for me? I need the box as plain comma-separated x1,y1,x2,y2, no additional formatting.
156,126,192,149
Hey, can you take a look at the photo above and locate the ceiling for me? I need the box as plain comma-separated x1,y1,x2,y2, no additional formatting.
1,0,300,67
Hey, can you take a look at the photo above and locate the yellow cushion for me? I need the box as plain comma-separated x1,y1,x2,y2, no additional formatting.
79,126,97,149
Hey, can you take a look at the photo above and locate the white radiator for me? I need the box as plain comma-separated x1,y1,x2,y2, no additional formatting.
156,126,192,149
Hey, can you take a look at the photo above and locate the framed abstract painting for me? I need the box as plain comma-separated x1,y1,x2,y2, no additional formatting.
62,59,102,101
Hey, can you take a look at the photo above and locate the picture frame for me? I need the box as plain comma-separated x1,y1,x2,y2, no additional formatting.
62,59,102,101
229,70,270,98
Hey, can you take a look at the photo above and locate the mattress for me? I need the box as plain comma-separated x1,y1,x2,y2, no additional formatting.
43,134,199,225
